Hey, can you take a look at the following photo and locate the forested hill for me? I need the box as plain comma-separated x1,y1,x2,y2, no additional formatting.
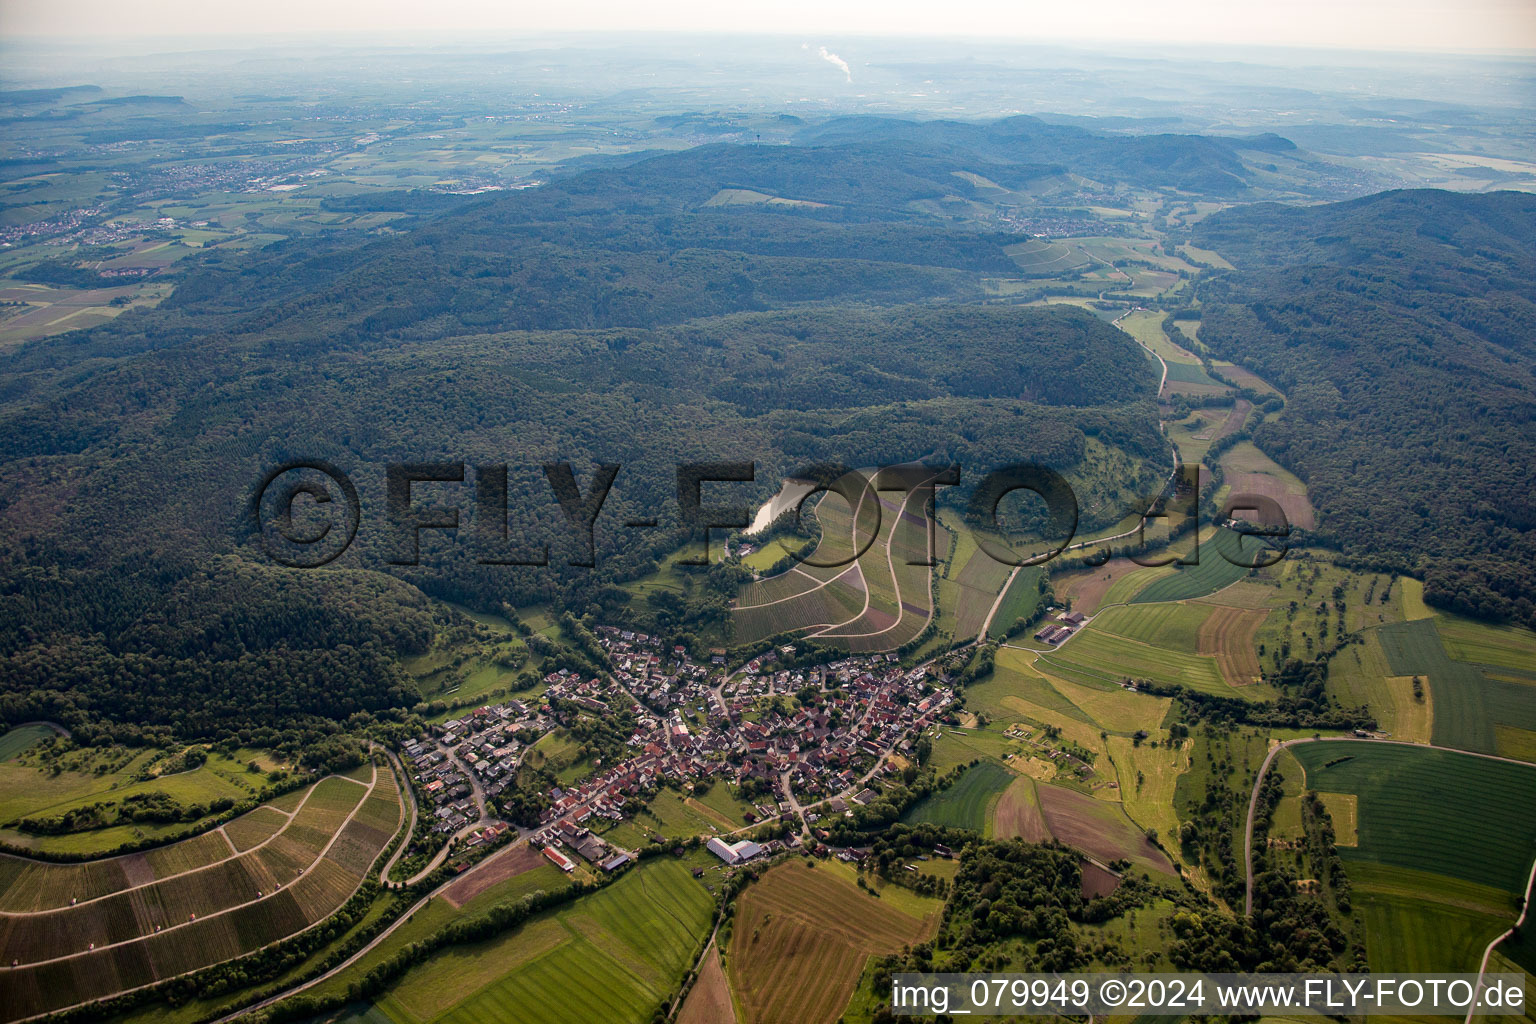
796,115,1302,197
1194,189,1536,626
0,129,1169,745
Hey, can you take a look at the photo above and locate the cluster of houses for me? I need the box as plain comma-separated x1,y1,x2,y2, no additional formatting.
591,628,960,807
535,818,633,873
401,624,963,874
402,698,544,833
1035,609,1088,645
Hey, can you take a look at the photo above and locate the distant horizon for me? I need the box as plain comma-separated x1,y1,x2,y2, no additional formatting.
1,31,1534,60
2,0,1534,56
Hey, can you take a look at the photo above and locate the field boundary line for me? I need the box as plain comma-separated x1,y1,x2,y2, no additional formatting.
13,764,380,967
733,562,859,610
812,470,942,641
0,769,355,916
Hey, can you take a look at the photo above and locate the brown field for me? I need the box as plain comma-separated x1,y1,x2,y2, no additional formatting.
1081,860,1121,898
992,776,1052,843
1210,360,1280,395
1053,558,1153,616
678,941,737,1024
441,842,545,908
1208,399,1251,443
1034,783,1176,878
728,861,938,1024
1198,581,1275,610
1197,606,1267,685
1227,473,1316,530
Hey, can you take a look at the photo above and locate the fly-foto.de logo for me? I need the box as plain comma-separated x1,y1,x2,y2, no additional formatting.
248,461,1289,570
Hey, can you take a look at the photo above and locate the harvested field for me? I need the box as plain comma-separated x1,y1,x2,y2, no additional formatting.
1227,472,1315,529
1081,860,1121,898
728,860,938,1024
992,776,1051,843
1197,605,1267,685
1053,558,1159,615
1034,782,1176,878
677,941,737,1024
441,842,545,908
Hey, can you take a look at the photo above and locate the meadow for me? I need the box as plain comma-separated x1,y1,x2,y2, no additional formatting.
1376,619,1536,759
900,760,1016,832
1036,627,1235,695
0,732,273,856
369,854,716,1024
1127,528,1257,605
1216,441,1316,530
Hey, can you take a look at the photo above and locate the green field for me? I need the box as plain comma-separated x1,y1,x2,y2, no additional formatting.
0,725,55,762
987,566,1045,639
1289,742,1536,893
1345,862,1516,973
0,739,276,856
1128,528,1258,605
1092,602,1214,651
901,761,1016,832
369,855,715,1024
1037,627,1235,695
1376,619,1536,758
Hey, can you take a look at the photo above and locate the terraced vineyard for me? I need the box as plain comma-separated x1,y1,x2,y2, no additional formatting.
0,761,403,1022
734,470,939,651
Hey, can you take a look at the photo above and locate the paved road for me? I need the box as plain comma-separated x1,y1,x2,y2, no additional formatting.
378,748,418,887
1242,735,1536,916
210,835,545,1024
399,736,503,886
1466,854,1536,1023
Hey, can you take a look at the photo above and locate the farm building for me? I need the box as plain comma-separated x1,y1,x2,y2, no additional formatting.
543,846,575,872
707,837,764,865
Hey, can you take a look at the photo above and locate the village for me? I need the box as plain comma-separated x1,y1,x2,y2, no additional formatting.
395,624,963,875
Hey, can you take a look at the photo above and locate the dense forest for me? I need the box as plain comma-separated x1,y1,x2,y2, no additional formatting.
1195,190,1536,627
0,136,1166,745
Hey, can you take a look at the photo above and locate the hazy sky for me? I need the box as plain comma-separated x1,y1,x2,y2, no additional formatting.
2,0,1534,52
